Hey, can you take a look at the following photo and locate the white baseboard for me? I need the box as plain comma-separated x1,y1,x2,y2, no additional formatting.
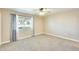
17,35,33,40
1,33,78,45
45,33,79,42
34,33,44,36
1,40,10,45
1,33,44,45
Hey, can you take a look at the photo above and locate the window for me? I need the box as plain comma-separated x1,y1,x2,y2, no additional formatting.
16,15,33,31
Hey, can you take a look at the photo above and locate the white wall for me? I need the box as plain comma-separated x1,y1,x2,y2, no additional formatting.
1,9,11,43
34,15,45,35
45,9,79,40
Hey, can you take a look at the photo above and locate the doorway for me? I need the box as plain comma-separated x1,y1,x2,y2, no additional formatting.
10,14,34,42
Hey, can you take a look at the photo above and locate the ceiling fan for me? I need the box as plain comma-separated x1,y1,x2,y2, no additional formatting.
39,8,48,12
40,8,44,11
39,8,49,15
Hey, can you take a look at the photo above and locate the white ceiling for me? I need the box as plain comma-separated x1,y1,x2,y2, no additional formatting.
10,8,74,16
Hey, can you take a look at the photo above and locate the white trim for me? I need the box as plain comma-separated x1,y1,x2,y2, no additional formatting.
1,33,44,45
1,40,10,45
45,33,79,42
34,32,44,36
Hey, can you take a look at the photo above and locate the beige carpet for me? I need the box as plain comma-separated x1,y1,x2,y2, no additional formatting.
0,34,79,51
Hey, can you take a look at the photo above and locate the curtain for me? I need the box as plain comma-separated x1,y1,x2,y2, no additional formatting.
10,14,16,42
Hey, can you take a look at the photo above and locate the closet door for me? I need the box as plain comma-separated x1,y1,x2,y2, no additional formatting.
16,15,33,40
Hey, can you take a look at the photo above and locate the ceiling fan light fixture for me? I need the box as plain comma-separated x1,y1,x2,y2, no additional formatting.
39,12,45,15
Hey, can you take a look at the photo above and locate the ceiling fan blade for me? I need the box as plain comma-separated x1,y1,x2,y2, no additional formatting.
40,8,44,11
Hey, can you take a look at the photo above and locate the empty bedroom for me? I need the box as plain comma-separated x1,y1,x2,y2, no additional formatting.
0,8,79,51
